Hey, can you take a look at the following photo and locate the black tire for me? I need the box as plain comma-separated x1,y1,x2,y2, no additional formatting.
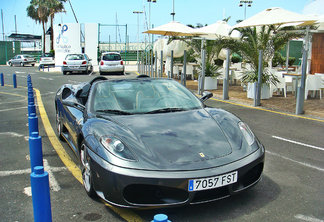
80,142,96,198
55,109,65,141
8,62,12,66
20,62,24,67
99,71,103,75
63,71,67,75
31,64,35,67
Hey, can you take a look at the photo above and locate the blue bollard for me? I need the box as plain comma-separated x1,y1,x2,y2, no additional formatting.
28,113,39,136
152,214,171,222
28,89,34,98
28,132,43,172
0,73,4,86
30,166,52,222
28,82,33,89
28,102,36,117
13,73,17,88
28,94,35,104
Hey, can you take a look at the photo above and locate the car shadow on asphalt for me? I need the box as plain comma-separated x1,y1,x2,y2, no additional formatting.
134,175,280,221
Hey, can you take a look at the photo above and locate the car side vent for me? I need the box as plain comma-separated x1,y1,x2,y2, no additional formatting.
137,75,150,78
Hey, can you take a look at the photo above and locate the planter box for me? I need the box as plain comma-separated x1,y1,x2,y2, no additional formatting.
204,77,218,90
247,82,271,99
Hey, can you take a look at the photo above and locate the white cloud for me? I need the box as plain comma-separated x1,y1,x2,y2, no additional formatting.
303,0,324,15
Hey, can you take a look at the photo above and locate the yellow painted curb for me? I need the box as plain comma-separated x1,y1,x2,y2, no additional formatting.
35,88,83,183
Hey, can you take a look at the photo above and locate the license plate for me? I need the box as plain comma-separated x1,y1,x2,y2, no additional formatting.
188,171,238,191
69,66,79,69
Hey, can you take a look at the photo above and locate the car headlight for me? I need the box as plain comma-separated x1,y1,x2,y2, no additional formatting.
100,136,136,161
238,122,255,146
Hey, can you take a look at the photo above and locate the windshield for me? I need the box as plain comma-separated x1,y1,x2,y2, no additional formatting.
66,54,85,60
91,79,203,114
102,54,121,61
42,53,53,58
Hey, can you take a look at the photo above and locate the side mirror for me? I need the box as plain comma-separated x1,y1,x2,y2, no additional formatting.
200,91,213,102
62,100,86,111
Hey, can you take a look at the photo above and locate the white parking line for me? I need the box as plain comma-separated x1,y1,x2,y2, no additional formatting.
68,80,81,84
266,151,324,172
272,135,324,152
0,165,66,177
43,159,61,192
0,99,26,105
41,92,56,96
39,77,54,81
23,187,32,196
0,132,24,137
0,106,27,112
16,75,27,78
295,214,324,222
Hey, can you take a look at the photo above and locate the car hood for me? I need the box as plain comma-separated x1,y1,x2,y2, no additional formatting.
106,109,239,171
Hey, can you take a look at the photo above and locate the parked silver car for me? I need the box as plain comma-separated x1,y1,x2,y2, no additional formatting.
62,53,93,75
99,52,124,75
8,54,36,67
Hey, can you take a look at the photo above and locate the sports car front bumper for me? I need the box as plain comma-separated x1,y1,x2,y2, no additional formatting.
88,144,265,208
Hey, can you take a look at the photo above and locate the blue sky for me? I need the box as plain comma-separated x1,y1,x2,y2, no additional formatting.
1,0,324,42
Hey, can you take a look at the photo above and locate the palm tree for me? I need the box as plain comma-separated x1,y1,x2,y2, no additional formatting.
47,0,66,52
222,25,305,84
27,0,50,53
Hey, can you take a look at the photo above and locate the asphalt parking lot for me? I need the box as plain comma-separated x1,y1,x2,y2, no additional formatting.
0,65,323,222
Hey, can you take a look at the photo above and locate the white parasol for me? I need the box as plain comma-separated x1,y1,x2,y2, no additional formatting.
233,7,317,29
194,21,241,39
144,21,196,37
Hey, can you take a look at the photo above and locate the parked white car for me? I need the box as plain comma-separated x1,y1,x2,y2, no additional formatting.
39,53,55,68
62,53,93,75
99,52,124,75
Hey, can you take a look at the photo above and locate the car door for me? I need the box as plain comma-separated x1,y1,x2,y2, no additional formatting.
16,55,22,65
12,56,18,65
61,93,85,154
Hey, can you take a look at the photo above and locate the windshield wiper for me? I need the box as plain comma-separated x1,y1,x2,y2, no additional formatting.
145,108,187,114
95,109,133,115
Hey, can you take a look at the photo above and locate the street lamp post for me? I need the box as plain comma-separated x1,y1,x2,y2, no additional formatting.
239,0,253,20
171,0,175,21
133,11,143,66
147,0,156,76
147,0,157,42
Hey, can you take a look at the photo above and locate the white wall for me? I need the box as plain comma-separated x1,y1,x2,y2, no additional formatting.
54,23,81,66
84,23,99,65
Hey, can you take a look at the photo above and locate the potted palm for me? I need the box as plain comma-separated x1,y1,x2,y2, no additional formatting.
204,61,222,90
243,69,279,99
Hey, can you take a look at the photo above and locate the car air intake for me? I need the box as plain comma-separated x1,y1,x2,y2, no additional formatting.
123,184,188,205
